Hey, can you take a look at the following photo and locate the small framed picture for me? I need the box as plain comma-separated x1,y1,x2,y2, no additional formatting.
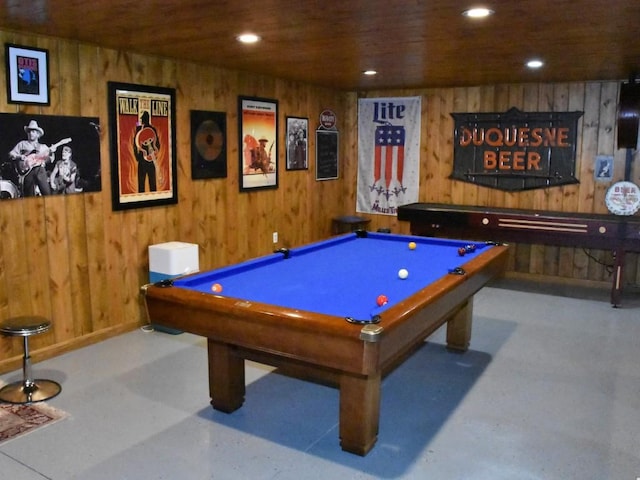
5,44,50,105
594,155,613,182
286,116,308,170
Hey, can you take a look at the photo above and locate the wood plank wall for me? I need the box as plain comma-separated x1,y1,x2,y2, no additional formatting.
0,31,352,372
0,29,637,373
361,84,640,289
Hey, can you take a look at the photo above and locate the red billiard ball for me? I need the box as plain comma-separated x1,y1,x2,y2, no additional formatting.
376,294,388,306
458,247,467,256
211,283,223,293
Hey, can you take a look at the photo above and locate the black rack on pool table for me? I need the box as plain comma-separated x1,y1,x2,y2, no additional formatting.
398,202,640,307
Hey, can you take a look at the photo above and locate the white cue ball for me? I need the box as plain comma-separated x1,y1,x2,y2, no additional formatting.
398,268,409,279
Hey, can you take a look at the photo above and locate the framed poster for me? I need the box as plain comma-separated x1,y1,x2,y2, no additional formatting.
191,110,227,180
5,44,50,105
286,116,308,170
0,113,101,199
238,96,278,191
108,82,177,211
316,129,339,180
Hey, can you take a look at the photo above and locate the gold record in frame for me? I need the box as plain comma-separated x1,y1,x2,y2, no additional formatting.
195,120,223,161
190,110,227,180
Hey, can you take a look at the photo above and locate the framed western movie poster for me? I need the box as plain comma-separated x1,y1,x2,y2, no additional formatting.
108,82,177,211
238,96,278,191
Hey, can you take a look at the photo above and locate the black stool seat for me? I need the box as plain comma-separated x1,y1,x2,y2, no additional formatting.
0,316,51,336
0,315,61,404
332,215,371,235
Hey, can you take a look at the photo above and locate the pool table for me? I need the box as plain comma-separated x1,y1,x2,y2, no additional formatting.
142,232,508,455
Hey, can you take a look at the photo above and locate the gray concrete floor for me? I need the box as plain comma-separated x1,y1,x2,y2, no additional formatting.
1,283,639,479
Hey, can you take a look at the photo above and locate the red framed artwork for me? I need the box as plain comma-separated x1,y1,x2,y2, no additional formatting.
108,82,177,210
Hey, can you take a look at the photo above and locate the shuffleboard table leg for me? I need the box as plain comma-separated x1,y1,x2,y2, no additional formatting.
445,299,473,352
207,339,245,413
610,248,624,307
338,372,381,456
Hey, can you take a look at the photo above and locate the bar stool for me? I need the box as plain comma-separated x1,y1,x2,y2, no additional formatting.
0,315,61,404
332,215,371,235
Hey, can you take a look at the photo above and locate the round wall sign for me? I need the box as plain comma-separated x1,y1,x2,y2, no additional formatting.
605,181,640,215
319,109,337,129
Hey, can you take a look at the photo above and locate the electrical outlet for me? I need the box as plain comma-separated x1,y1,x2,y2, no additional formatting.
273,232,278,243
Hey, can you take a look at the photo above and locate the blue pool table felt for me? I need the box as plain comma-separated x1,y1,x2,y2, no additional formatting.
173,233,488,322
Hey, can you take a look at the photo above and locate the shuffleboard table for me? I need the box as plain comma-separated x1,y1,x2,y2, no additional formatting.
397,202,640,306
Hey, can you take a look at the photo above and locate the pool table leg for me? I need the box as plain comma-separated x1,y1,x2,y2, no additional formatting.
207,339,245,413
339,372,381,456
445,299,472,352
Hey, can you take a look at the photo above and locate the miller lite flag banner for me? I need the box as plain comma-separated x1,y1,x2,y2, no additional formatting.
357,97,421,215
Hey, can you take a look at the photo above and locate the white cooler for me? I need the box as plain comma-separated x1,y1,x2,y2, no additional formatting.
148,241,199,334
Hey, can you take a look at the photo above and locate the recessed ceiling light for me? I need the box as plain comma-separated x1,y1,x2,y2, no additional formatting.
526,59,544,69
462,7,494,18
237,33,260,44
363,70,377,76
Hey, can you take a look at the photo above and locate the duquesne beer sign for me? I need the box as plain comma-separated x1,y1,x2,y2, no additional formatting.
451,107,583,191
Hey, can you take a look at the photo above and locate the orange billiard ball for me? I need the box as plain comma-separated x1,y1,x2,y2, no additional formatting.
211,283,223,293
376,294,388,307
408,241,417,250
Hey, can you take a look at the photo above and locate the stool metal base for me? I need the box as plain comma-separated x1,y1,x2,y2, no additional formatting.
0,379,62,404
1,315,62,404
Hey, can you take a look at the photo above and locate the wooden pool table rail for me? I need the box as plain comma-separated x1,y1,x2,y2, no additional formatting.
141,242,508,455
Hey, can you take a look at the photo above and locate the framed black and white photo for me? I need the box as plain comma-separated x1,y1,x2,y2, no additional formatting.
286,116,308,170
0,113,101,200
5,44,50,105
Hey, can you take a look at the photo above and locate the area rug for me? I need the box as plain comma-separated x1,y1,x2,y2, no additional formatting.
0,399,69,446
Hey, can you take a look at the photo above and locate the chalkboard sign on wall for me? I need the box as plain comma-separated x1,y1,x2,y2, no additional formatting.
316,129,339,180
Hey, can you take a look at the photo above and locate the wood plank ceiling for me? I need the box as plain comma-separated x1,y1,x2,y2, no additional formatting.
0,0,638,90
